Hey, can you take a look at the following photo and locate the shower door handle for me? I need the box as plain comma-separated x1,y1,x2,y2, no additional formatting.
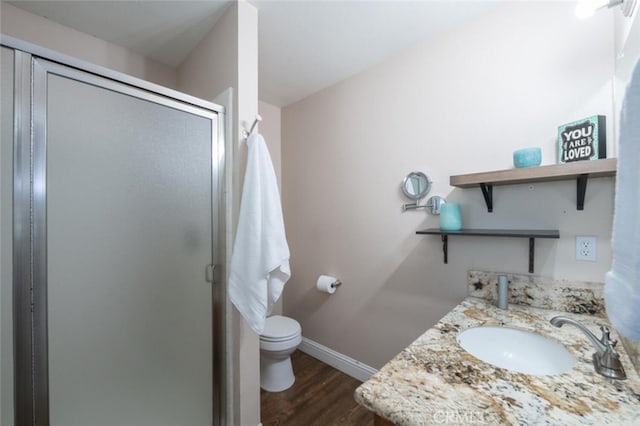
205,264,217,284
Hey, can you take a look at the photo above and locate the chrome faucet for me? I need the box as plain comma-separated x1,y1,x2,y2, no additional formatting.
550,316,626,380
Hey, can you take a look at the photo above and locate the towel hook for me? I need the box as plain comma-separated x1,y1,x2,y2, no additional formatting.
243,114,262,139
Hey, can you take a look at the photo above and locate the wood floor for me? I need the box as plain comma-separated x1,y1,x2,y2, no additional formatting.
260,350,375,426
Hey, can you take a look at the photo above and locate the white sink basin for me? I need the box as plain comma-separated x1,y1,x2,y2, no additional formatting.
457,326,576,375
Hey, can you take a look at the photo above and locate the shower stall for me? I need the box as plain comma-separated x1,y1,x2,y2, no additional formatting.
1,40,225,425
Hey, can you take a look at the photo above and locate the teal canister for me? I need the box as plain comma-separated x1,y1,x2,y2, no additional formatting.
440,203,462,231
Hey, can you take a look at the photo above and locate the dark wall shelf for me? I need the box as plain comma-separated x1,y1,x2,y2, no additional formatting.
416,228,560,273
449,158,617,212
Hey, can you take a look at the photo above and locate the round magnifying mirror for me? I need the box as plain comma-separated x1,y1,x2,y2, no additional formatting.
401,172,431,200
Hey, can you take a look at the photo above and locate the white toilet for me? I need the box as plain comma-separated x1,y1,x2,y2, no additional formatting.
259,315,302,392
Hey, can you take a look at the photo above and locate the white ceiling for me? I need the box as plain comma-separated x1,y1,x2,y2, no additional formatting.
7,0,495,106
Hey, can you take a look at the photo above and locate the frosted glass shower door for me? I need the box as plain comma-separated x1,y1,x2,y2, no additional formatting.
38,60,217,426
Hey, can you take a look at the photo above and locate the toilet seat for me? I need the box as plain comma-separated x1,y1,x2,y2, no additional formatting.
260,315,301,342
259,334,302,352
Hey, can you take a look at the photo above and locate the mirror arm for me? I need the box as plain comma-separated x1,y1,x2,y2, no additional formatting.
402,202,426,212
403,196,447,214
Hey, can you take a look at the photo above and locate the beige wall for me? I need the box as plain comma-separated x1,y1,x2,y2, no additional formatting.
258,101,282,188
0,3,176,88
178,2,260,425
281,2,616,369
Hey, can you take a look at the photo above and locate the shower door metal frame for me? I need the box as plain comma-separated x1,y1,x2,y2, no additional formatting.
12,47,35,426
4,36,226,426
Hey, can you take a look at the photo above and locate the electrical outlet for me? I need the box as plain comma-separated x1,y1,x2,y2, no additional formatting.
576,236,597,261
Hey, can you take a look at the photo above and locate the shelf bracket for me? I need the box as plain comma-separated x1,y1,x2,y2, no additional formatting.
418,228,559,274
442,235,448,264
529,238,535,273
576,174,588,211
480,183,493,212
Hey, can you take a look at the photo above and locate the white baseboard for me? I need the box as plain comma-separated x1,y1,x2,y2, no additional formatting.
298,337,378,382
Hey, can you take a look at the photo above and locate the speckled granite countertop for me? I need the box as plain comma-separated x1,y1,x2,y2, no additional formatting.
354,297,640,425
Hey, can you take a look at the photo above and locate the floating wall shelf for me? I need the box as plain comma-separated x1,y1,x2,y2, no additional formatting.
416,228,560,273
449,158,617,212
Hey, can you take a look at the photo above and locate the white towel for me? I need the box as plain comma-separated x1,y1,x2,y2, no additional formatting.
229,133,291,335
605,59,640,340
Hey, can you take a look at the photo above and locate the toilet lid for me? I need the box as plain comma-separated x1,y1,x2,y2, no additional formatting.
261,315,301,341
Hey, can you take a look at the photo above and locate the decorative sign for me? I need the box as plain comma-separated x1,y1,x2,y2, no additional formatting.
557,115,606,163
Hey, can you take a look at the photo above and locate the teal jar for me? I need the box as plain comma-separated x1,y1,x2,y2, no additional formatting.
440,203,462,231
513,147,541,168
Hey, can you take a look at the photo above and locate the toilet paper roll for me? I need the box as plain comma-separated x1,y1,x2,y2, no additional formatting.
317,275,338,294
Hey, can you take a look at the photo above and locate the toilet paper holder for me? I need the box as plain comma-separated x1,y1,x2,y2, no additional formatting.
317,275,342,294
